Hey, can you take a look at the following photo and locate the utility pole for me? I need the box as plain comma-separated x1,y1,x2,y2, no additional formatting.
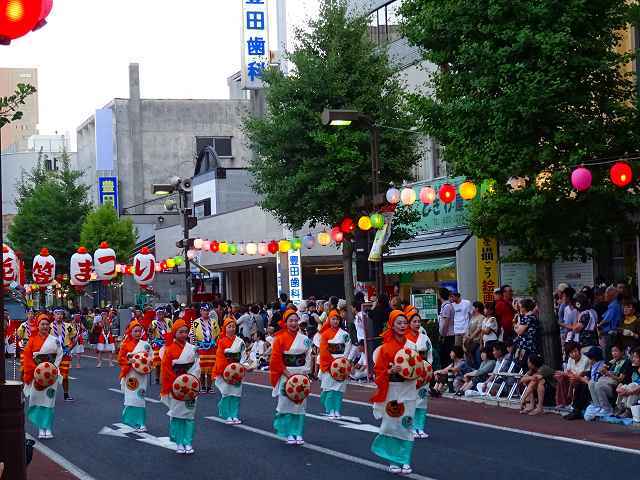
180,188,193,306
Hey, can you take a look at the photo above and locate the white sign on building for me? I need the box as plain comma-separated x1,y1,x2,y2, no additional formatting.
241,0,270,90
288,249,303,304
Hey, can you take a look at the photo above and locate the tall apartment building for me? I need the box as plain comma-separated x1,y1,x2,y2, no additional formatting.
0,68,39,152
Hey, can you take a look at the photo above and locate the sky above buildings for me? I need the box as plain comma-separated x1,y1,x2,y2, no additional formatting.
1,0,319,146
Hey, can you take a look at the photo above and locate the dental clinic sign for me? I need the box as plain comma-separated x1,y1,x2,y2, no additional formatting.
241,0,270,90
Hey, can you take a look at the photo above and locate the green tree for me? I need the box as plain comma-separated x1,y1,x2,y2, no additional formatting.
401,0,640,366
80,204,136,262
8,150,92,273
0,83,36,128
15,149,49,208
244,0,421,303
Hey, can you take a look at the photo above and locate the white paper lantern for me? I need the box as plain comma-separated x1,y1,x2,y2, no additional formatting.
187,249,197,260
400,187,416,205
193,238,204,250
70,247,93,287
303,234,315,249
238,242,246,255
246,242,258,255
386,187,401,204
93,242,117,281
2,244,18,288
33,248,56,286
133,247,156,286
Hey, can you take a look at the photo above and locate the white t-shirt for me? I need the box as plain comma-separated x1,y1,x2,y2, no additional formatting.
566,354,590,375
453,299,473,335
482,316,499,344
354,311,366,343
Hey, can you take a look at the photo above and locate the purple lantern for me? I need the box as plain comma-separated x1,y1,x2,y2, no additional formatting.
571,167,592,192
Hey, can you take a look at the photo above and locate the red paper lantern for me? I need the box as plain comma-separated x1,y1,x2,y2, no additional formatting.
330,226,344,243
210,240,219,253
610,162,632,188
267,240,279,254
0,0,43,44
340,217,355,234
439,183,456,204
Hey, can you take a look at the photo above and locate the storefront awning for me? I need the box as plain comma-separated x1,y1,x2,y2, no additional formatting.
384,257,456,275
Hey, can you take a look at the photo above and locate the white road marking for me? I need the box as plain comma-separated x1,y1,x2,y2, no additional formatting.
99,424,177,450
243,381,640,455
205,416,435,480
98,426,130,438
305,413,378,433
108,387,162,403
27,433,99,480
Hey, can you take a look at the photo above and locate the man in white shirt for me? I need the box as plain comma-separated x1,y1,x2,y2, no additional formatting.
452,291,472,347
554,341,590,408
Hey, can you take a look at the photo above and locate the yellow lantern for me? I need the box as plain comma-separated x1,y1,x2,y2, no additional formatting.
166,258,176,268
358,215,372,231
219,241,229,254
279,239,291,253
318,231,331,246
459,181,477,200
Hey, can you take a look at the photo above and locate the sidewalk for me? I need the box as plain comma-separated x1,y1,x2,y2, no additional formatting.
28,450,78,480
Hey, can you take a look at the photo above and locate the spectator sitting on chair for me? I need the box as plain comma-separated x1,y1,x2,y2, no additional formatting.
458,347,495,395
564,346,603,420
433,346,470,393
614,347,640,419
475,342,511,395
519,354,556,416
588,344,633,417
554,341,590,408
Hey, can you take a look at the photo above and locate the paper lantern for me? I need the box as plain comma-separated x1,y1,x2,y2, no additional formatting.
419,187,436,205
571,167,592,192
238,243,246,255
386,187,400,204
219,242,229,254
258,242,268,256
291,237,302,251
229,243,238,255
187,249,197,260
174,256,184,265
202,240,211,251
340,217,355,234
535,170,552,190
133,247,156,286
507,176,528,191
330,226,343,243
0,0,43,43
210,240,219,253
400,187,417,205
246,242,258,255
610,162,632,187
370,213,384,229
459,181,477,200
303,234,315,249
438,184,456,204
2,244,18,288
69,246,92,288
193,238,204,250
166,258,176,268
358,216,372,231
278,239,291,253
155,262,162,272
94,242,117,282
318,231,331,247
267,240,279,254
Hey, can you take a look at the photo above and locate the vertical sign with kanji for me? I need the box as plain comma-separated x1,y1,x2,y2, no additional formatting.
476,238,499,304
287,249,303,305
241,0,270,89
98,176,119,212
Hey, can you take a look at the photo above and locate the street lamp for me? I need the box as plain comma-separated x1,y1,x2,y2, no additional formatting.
321,108,384,298
152,177,195,305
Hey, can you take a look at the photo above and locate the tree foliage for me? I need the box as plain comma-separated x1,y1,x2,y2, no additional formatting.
400,0,640,262
80,205,136,262
8,151,92,272
0,83,36,128
244,0,421,231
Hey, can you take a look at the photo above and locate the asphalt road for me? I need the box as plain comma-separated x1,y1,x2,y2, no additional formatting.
13,359,640,480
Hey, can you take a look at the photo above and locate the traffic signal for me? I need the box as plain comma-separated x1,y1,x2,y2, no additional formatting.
0,0,52,45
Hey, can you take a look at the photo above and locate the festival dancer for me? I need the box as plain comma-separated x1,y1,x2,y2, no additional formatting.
150,306,173,384
270,309,312,445
23,313,63,439
51,308,77,401
213,316,248,424
370,310,417,475
70,313,85,368
404,306,433,439
16,311,36,381
118,320,152,432
189,304,219,393
161,319,201,455
95,310,115,367
318,308,352,418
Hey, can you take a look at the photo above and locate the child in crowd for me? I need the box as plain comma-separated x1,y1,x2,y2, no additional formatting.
520,354,556,416
457,347,496,395
433,346,470,393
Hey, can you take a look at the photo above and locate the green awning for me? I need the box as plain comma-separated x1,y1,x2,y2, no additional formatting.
384,257,456,275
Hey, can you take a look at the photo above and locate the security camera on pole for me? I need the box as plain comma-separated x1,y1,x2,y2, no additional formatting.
152,176,196,305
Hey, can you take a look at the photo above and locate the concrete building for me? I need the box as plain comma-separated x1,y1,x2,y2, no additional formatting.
76,63,256,242
0,68,39,152
1,134,76,238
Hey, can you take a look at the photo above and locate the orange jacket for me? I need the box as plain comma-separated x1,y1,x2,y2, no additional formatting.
160,341,185,396
269,329,296,387
370,335,406,403
319,326,340,373
22,333,47,384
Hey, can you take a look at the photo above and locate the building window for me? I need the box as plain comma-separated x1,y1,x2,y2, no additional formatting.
194,198,211,219
195,136,233,158
368,1,403,46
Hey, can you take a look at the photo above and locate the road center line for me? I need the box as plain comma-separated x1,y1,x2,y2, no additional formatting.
26,433,98,480
242,381,640,455
205,416,436,480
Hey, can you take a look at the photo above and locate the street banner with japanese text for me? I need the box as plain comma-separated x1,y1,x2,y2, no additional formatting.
241,0,270,89
476,238,499,304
